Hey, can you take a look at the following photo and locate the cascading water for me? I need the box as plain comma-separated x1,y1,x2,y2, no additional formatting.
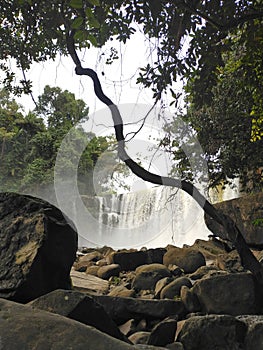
77,185,213,249
25,179,240,249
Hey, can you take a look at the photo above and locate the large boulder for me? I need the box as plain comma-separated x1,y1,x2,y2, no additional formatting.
30,289,130,343
163,247,205,273
237,315,263,350
192,272,256,315
0,192,77,303
92,295,186,325
133,264,172,291
111,248,167,271
178,315,247,350
205,192,263,247
160,277,192,299
0,298,134,350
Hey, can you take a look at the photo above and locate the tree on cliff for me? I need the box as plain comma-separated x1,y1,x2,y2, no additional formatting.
1,0,263,287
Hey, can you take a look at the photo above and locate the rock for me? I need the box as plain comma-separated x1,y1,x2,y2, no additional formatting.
74,251,103,271
134,345,167,349
111,249,167,272
108,285,136,297
216,250,245,272
0,298,135,350
92,295,186,325
180,286,201,313
133,264,172,291
97,264,121,280
160,277,192,300
168,265,184,277
189,238,230,260
85,265,100,276
145,248,167,264
70,270,109,294
0,192,77,303
129,331,150,344
237,315,263,350
166,342,184,349
192,272,256,315
154,277,174,298
204,192,263,247
188,265,219,280
29,289,129,343
148,317,177,346
178,315,247,350
119,319,137,336
96,258,108,267
111,250,148,271
163,248,205,273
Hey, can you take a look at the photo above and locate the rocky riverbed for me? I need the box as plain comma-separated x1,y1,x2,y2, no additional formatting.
1,192,263,349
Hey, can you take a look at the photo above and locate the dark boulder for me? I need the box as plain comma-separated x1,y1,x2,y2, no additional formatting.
178,314,247,350
204,192,263,247
93,295,186,325
30,289,130,343
0,298,134,350
0,192,77,303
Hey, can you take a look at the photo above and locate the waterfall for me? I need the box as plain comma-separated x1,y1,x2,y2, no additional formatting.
77,186,211,249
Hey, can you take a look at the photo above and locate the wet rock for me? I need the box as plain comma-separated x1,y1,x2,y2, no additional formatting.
29,289,129,343
97,264,121,280
0,298,134,350
148,317,177,347
92,295,186,325
0,192,77,303
133,264,172,291
160,277,192,300
163,248,205,273
192,272,256,315
178,314,247,350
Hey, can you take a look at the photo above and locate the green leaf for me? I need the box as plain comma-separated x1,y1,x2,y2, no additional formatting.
88,17,100,29
71,17,84,29
87,34,97,46
87,0,100,6
69,0,83,9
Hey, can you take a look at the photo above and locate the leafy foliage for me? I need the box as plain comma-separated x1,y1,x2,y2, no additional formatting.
0,87,116,194
1,0,263,189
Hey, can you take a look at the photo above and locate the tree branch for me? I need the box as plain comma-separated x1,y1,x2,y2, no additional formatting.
66,30,263,288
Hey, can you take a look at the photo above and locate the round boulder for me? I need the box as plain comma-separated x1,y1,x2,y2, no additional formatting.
163,248,205,273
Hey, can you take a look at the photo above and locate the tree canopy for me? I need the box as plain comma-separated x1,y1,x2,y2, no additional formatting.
0,86,115,195
1,0,263,287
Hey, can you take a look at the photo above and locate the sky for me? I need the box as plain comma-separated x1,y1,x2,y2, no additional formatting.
15,30,161,113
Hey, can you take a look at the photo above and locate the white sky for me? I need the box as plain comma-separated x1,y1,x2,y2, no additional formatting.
15,31,159,113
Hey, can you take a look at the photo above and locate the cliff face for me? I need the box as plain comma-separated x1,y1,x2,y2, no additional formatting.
205,192,263,247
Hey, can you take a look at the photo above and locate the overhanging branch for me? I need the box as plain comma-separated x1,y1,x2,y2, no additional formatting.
66,30,263,287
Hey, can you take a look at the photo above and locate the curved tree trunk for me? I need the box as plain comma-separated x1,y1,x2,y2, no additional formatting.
66,32,263,289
